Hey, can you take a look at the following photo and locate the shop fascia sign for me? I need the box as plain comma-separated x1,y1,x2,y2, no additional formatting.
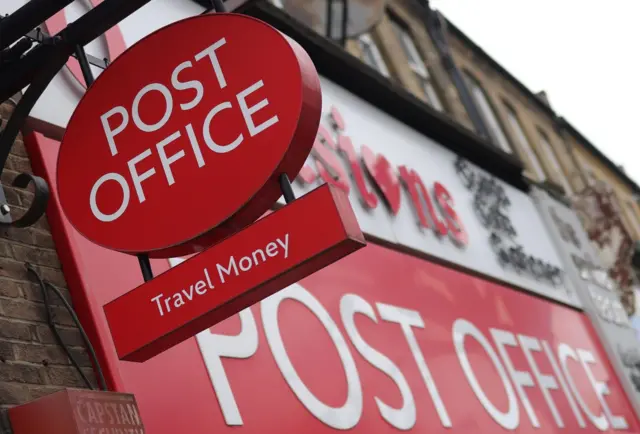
294,104,566,290
549,204,628,326
185,258,633,432
552,205,640,392
291,105,468,246
533,187,631,328
531,187,640,413
454,158,564,286
55,13,366,362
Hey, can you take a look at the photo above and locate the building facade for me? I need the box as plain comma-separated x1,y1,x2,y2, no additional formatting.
0,97,97,432
1,0,640,433
271,0,640,316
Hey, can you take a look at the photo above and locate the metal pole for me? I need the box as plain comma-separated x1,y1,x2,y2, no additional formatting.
137,254,154,282
74,45,95,86
279,174,296,204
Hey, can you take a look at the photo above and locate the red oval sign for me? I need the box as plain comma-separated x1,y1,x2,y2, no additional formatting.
57,13,321,258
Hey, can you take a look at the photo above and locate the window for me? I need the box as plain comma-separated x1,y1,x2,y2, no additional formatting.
463,71,512,153
580,158,598,187
389,18,443,111
504,105,545,181
538,131,573,195
626,200,640,236
357,33,390,77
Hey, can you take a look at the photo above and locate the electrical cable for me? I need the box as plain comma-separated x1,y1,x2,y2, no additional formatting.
26,264,108,392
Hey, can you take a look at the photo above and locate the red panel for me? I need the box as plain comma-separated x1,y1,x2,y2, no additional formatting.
26,133,640,433
105,184,365,362
56,13,321,258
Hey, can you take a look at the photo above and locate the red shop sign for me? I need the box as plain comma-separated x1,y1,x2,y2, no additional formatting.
104,184,365,362
112,243,640,433
56,13,321,258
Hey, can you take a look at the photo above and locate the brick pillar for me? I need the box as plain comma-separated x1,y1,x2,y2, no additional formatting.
0,97,96,433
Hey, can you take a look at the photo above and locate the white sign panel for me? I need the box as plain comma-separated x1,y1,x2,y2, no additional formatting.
532,187,640,417
280,78,580,308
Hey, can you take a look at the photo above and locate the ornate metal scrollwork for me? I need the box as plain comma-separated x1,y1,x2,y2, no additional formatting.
2,173,50,228
0,36,72,228
0,0,167,230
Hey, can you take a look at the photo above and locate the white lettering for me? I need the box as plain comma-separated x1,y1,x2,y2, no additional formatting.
341,294,416,430
542,340,585,427
518,335,563,428
185,123,206,168
577,349,628,430
203,102,244,153
453,319,518,430
262,284,363,430
217,257,238,284
171,60,204,111
377,303,451,428
89,173,130,222
265,242,278,257
491,329,539,428
195,38,228,89
196,308,258,425
100,106,128,156
173,292,185,308
237,80,279,137
132,83,173,132
252,248,266,265
156,131,185,186
558,343,608,430
163,297,171,314
238,256,252,272
127,149,156,203
277,234,289,259
151,294,164,316
194,280,206,295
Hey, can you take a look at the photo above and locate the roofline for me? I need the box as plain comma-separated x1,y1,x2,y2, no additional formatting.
441,15,640,195
236,0,528,191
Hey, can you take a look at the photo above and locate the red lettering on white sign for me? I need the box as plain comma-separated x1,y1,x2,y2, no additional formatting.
298,107,469,247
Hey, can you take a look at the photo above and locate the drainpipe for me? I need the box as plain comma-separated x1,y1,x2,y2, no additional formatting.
422,4,492,143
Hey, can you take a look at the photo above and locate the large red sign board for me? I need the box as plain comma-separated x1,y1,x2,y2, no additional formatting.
56,13,321,258
22,132,640,433
132,245,640,433
105,184,365,362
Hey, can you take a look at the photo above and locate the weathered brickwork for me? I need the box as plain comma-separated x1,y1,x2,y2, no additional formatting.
0,99,95,433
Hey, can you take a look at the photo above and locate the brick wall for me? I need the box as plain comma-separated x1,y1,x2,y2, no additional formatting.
0,98,95,433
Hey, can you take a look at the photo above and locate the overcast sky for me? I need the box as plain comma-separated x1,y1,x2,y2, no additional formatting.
429,0,640,186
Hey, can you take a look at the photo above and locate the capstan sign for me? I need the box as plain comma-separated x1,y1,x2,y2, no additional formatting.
284,80,575,307
56,13,322,258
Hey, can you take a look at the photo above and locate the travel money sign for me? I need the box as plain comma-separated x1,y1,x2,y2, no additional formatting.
56,13,366,362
